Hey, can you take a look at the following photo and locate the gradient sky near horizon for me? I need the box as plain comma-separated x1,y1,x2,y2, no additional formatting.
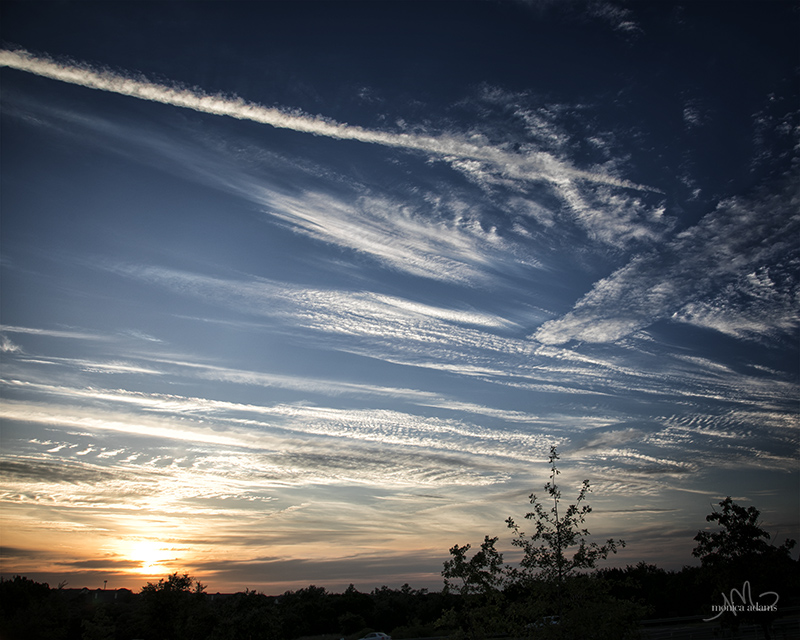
1,1,798,595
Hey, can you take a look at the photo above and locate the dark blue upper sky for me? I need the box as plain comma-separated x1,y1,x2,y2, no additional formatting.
1,1,798,593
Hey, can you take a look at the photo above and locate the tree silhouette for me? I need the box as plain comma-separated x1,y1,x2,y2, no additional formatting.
693,496,795,567
139,573,209,640
506,446,624,586
693,497,797,640
440,536,507,640
0,576,68,640
442,536,505,597
440,447,639,639
503,446,632,638
210,589,281,640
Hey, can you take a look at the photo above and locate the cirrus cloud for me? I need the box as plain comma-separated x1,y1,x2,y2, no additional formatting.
534,178,800,344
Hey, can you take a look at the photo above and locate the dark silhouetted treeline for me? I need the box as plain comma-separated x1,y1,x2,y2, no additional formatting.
2,561,798,640
0,576,455,640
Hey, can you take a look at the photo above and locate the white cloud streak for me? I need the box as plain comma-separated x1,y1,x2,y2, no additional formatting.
0,391,540,491
254,189,517,284
0,48,657,193
0,378,547,461
535,179,800,344
672,263,800,341
114,264,530,362
0,324,111,341
78,263,793,413
5,88,670,282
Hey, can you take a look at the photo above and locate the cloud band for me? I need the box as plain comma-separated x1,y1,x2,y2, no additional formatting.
0,48,657,192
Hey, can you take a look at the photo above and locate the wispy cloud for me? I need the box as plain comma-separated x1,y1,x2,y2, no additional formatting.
35,261,786,422
0,380,551,473
4,83,671,287
0,48,657,194
256,189,528,285
534,178,800,344
587,2,643,35
0,456,122,484
1,335,23,353
672,262,800,341
111,264,533,364
0,324,111,341
1,96,540,285
446,88,670,248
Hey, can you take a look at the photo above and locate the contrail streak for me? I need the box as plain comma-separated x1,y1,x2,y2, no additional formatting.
0,48,658,192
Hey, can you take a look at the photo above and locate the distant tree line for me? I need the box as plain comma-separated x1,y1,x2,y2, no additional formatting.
0,575,457,640
2,449,797,640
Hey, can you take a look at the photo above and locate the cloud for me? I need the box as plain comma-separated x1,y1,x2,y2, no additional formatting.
1,334,22,353
587,2,642,35
0,379,548,472
0,48,657,194
0,324,111,341
58,557,141,570
591,450,699,476
0,399,257,451
5,80,670,283
558,183,668,247
121,329,164,343
0,457,120,484
257,189,520,285
10,265,791,425
682,100,705,129
109,265,652,391
147,357,447,403
3,95,539,286
599,507,678,514
574,427,647,451
534,178,800,344
454,88,670,249
111,264,537,367
0,546,42,559
672,262,800,341
28,357,165,375
0,376,555,493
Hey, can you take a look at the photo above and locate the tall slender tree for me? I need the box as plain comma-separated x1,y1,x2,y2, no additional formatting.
506,446,624,587
504,446,633,639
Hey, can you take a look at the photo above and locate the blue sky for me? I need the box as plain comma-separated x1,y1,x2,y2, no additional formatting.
1,1,798,593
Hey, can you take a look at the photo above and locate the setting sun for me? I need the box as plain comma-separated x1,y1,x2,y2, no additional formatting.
129,540,171,575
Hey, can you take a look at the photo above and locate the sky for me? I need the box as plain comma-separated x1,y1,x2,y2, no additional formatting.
0,1,798,595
